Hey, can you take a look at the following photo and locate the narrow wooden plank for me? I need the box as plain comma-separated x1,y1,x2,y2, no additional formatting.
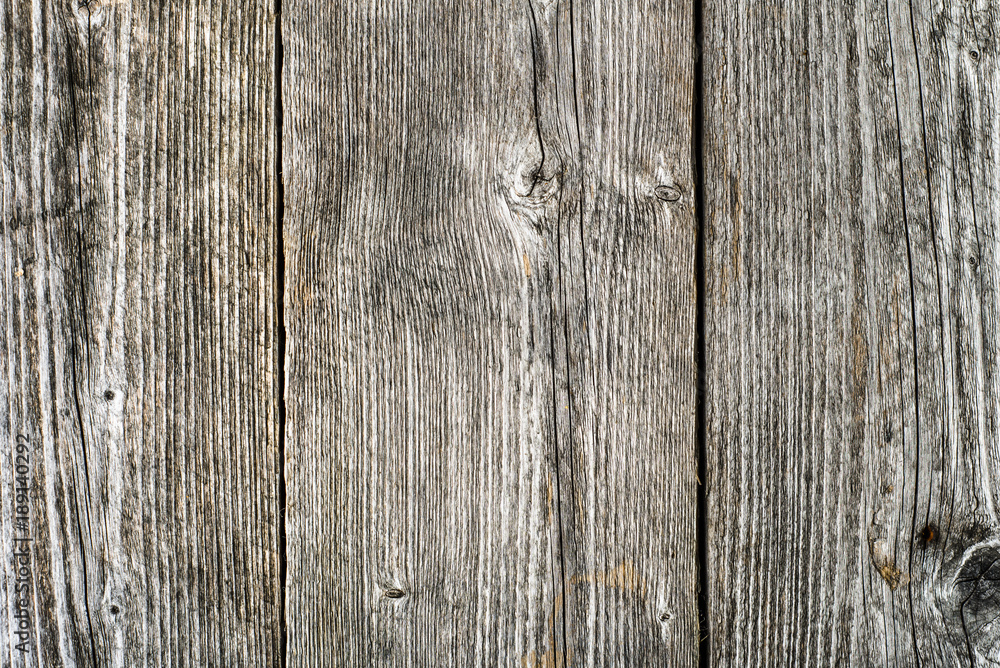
704,0,1000,662
283,0,698,664
556,1,699,665
0,0,280,665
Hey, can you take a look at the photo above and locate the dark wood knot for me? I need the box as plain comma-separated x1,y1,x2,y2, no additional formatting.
654,185,682,202
954,545,1000,628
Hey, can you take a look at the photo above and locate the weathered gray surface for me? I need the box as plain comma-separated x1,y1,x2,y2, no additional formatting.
282,0,698,665
6,0,998,662
704,0,1000,664
0,0,280,665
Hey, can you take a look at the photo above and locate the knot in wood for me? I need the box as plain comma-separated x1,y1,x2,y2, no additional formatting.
952,544,1000,654
654,185,682,202
955,546,1000,608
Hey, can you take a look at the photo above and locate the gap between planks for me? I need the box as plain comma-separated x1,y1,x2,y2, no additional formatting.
275,0,288,664
692,0,710,661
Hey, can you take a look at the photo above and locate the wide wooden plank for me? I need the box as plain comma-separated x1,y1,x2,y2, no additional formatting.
704,0,1000,663
282,2,562,663
282,0,697,664
0,0,280,665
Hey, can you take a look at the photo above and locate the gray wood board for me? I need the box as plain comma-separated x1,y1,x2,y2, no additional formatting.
0,0,280,665
282,0,698,665
703,0,1000,663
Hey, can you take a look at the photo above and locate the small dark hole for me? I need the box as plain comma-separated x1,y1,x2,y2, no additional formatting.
970,50,980,60
104,390,115,401
385,588,405,599
917,523,938,548
109,605,120,615
658,612,671,622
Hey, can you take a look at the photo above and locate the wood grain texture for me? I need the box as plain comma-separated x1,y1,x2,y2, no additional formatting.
0,0,280,665
558,1,699,664
282,0,697,665
703,0,1000,663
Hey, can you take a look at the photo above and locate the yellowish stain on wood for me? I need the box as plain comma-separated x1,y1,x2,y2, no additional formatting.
570,560,648,598
546,472,553,526
521,561,646,667
871,543,908,590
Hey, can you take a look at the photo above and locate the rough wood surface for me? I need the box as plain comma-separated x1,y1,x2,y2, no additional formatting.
704,0,1000,663
10,0,996,661
0,0,280,665
282,0,698,665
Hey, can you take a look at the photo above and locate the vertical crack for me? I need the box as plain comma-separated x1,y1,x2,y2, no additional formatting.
692,0,710,663
525,0,546,198
66,15,100,665
885,1,930,668
904,0,948,562
526,2,571,664
274,0,287,665
883,1,923,662
546,272,570,668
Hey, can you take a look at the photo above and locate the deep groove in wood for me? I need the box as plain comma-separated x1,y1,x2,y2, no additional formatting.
274,5,288,666
883,4,925,660
275,0,288,664
692,0,709,662
65,21,100,663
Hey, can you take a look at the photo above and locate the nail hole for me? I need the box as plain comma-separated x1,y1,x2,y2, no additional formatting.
104,390,115,401
109,605,120,615
384,588,405,599
917,523,939,548
654,185,682,202
970,49,980,61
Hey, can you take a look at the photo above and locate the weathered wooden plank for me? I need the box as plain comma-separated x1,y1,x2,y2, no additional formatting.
283,0,697,664
704,0,1000,663
555,1,699,664
0,0,280,665
283,2,562,662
